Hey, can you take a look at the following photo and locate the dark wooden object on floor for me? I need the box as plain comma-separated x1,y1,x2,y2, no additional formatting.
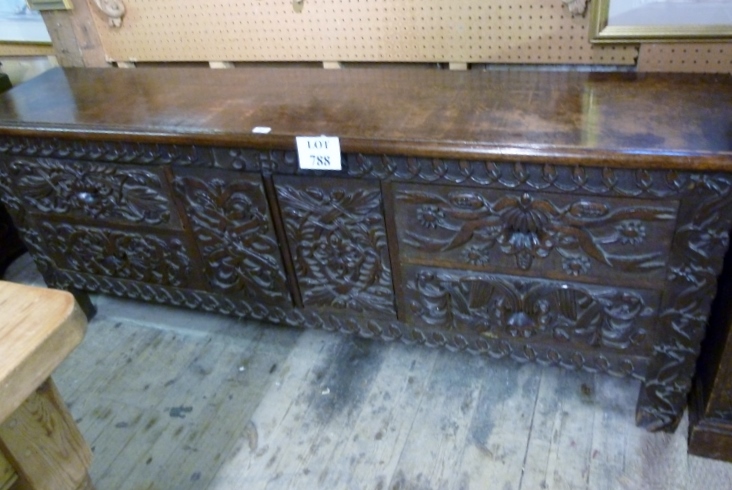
0,72,25,277
689,249,732,462
1,67,731,433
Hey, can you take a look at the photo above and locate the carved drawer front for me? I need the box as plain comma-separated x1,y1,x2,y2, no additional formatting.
404,265,659,357
0,157,180,229
393,183,679,289
171,169,291,305
275,176,396,317
37,221,193,288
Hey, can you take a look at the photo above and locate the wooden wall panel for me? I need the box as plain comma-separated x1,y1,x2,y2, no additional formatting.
87,0,637,64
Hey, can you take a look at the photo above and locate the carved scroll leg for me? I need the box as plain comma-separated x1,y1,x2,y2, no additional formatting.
635,379,688,432
0,379,93,490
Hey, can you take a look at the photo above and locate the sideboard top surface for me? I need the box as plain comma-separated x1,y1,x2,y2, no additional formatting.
0,67,731,169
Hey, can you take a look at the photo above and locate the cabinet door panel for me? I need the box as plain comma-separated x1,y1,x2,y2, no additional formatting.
0,157,179,228
275,176,396,317
37,221,193,288
403,264,660,358
393,182,679,290
172,168,291,305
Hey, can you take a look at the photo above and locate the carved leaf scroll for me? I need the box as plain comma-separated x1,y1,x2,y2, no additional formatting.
3,158,173,226
276,178,396,316
40,222,191,287
406,267,655,353
172,174,290,303
397,186,677,277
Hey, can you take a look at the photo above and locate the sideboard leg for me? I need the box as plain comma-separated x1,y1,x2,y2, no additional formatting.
68,289,97,321
635,380,686,432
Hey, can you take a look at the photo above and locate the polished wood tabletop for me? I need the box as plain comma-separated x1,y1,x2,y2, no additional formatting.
0,67,730,169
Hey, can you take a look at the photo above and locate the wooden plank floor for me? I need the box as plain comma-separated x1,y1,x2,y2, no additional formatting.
5,253,732,490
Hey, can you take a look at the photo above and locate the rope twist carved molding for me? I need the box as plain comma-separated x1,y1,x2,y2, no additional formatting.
45,268,648,378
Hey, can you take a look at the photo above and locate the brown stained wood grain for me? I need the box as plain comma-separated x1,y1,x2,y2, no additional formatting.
0,68,731,171
0,281,86,422
0,379,92,490
0,451,16,490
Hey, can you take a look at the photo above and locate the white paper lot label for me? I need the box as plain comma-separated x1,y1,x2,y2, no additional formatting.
296,136,341,171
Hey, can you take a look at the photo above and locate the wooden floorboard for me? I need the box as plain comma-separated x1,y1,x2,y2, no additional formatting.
4,253,732,490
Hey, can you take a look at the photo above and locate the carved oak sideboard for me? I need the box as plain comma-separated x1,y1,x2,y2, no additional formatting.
1,67,731,432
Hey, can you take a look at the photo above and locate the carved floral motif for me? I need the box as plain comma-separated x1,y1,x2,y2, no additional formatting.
172,175,289,303
406,268,654,352
276,180,395,315
2,158,173,225
397,188,676,273
40,222,191,287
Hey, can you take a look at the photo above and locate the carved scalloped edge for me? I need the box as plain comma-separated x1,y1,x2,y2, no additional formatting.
348,154,690,198
636,174,732,431
0,140,698,200
47,269,649,378
0,137,214,167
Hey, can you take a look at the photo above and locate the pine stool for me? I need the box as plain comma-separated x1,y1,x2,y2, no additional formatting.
0,281,92,489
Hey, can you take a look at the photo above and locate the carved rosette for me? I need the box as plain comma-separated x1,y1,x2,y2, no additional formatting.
2,158,173,226
276,179,396,316
40,222,191,287
637,174,732,431
406,268,654,353
172,174,290,303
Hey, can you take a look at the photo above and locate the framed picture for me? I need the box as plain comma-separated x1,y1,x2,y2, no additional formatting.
590,0,732,43
0,0,51,44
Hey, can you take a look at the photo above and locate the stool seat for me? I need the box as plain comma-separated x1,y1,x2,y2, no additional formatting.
0,281,92,490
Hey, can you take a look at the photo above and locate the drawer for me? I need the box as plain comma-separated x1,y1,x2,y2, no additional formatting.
36,221,193,288
403,265,659,357
393,182,679,289
0,157,180,229
171,168,292,305
275,176,397,317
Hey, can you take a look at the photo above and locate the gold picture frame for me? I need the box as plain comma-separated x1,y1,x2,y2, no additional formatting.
590,0,732,43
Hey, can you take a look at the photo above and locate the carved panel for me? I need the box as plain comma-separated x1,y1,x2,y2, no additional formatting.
637,174,732,430
275,176,396,316
0,158,177,227
39,222,191,287
172,170,290,304
404,265,657,355
394,183,678,286
0,137,214,167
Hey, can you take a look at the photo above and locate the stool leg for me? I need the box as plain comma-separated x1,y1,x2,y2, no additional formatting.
0,378,93,490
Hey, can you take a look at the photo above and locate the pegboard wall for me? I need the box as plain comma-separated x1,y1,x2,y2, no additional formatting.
88,0,637,64
638,43,732,73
